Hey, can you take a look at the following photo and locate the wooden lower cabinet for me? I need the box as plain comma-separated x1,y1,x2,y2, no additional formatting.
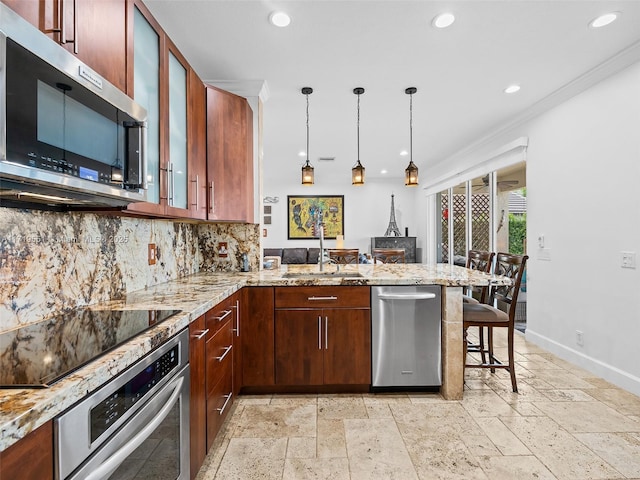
242,287,275,386
205,302,234,451
274,286,371,387
188,315,207,480
275,308,371,386
230,290,243,397
0,420,53,480
323,309,371,385
275,309,324,385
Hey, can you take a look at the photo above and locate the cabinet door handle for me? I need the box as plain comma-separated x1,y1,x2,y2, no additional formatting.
208,180,215,214
216,393,233,415
214,309,233,322
71,0,78,53
325,316,328,350
168,162,175,206
308,296,338,301
159,166,169,200
60,0,67,44
231,299,240,337
190,175,199,209
318,315,322,350
56,0,78,53
192,328,209,340
215,345,232,362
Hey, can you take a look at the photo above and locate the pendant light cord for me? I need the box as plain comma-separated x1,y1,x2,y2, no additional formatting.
306,92,310,162
409,91,413,164
357,92,360,162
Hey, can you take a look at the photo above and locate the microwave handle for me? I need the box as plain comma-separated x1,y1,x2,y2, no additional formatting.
124,121,146,190
82,375,184,480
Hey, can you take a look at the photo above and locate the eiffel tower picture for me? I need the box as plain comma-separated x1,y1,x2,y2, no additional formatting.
384,194,402,237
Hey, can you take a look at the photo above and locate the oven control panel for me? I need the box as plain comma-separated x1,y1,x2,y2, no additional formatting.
90,345,179,442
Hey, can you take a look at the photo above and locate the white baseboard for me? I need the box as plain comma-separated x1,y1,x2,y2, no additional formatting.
525,329,640,397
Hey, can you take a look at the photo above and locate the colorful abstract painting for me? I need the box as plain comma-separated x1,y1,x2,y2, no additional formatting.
287,195,344,239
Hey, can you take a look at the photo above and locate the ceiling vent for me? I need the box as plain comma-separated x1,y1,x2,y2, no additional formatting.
318,157,336,161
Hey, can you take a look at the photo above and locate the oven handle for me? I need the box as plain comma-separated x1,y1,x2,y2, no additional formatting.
83,375,185,480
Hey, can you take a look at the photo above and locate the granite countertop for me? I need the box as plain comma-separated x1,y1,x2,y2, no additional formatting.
0,263,506,451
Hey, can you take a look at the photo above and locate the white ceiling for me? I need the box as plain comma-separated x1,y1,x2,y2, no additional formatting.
144,0,640,182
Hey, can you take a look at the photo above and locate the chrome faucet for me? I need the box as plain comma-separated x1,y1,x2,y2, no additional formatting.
317,210,329,271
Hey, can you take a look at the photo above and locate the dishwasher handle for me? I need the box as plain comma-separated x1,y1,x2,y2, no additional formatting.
377,292,437,301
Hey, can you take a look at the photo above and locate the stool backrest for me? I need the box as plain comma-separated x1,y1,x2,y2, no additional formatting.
372,248,406,264
466,250,495,303
328,249,359,264
491,252,529,319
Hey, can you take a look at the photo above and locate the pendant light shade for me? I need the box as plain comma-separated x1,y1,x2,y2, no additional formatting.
301,87,314,185
404,87,419,186
351,87,365,185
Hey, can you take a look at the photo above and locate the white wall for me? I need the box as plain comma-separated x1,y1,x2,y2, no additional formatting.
430,61,640,395
261,166,421,256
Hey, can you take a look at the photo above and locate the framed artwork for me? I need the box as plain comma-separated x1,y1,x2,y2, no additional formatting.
287,195,344,239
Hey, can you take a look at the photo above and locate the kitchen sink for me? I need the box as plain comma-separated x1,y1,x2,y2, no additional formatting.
282,271,364,278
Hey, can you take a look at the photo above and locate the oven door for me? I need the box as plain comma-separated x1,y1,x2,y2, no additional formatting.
65,364,190,480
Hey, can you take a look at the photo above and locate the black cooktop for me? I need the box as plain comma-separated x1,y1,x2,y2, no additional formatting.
0,309,181,388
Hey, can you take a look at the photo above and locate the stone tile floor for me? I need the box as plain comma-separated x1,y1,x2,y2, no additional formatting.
196,330,640,479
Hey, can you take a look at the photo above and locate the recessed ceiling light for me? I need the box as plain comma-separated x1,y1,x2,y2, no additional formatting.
298,151,306,157
400,150,409,156
504,84,521,94
432,13,455,29
381,169,388,174
589,12,619,28
269,11,291,27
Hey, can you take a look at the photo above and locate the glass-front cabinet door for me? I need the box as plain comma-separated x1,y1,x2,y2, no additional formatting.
167,48,188,211
128,2,194,217
131,5,161,212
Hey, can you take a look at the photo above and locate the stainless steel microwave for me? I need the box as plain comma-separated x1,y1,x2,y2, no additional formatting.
0,3,147,208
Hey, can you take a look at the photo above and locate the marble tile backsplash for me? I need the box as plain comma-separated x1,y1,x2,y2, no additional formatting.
0,208,258,332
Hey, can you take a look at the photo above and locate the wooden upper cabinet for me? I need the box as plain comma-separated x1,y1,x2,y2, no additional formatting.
188,69,208,220
125,1,207,220
1,0,127,92
206,86,254,223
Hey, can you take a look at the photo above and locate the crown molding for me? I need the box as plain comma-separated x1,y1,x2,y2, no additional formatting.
204,79,270,102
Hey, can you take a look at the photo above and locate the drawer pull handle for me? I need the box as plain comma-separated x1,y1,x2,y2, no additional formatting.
215,345,232,362
308,296,338,301
214,310,233,322
217,392,233,415
193,329,209,340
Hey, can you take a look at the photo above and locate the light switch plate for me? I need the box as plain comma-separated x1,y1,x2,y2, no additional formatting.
621,251,636,269
538,248,551,261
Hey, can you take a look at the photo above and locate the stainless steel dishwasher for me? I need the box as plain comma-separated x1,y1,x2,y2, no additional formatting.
371,285,441,388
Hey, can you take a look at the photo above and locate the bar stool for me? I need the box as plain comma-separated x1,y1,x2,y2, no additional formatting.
464,250,494,304
463,252,528,392
464,250,495,363
371,248,406,264
327,249,359,264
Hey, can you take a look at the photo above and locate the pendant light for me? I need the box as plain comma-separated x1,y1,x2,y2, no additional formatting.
301,87,314,185
351,87,365,185
404,87,419,186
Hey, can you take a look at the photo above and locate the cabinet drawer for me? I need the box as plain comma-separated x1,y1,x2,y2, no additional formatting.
206,361,233,449
206,303,234,338
275,286,370,308
205,320,233,397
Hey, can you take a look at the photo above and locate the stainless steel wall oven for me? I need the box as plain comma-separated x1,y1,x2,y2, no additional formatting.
55,329,190,480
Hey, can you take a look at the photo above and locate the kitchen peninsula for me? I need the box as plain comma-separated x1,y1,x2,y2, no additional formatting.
0,263,507,455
